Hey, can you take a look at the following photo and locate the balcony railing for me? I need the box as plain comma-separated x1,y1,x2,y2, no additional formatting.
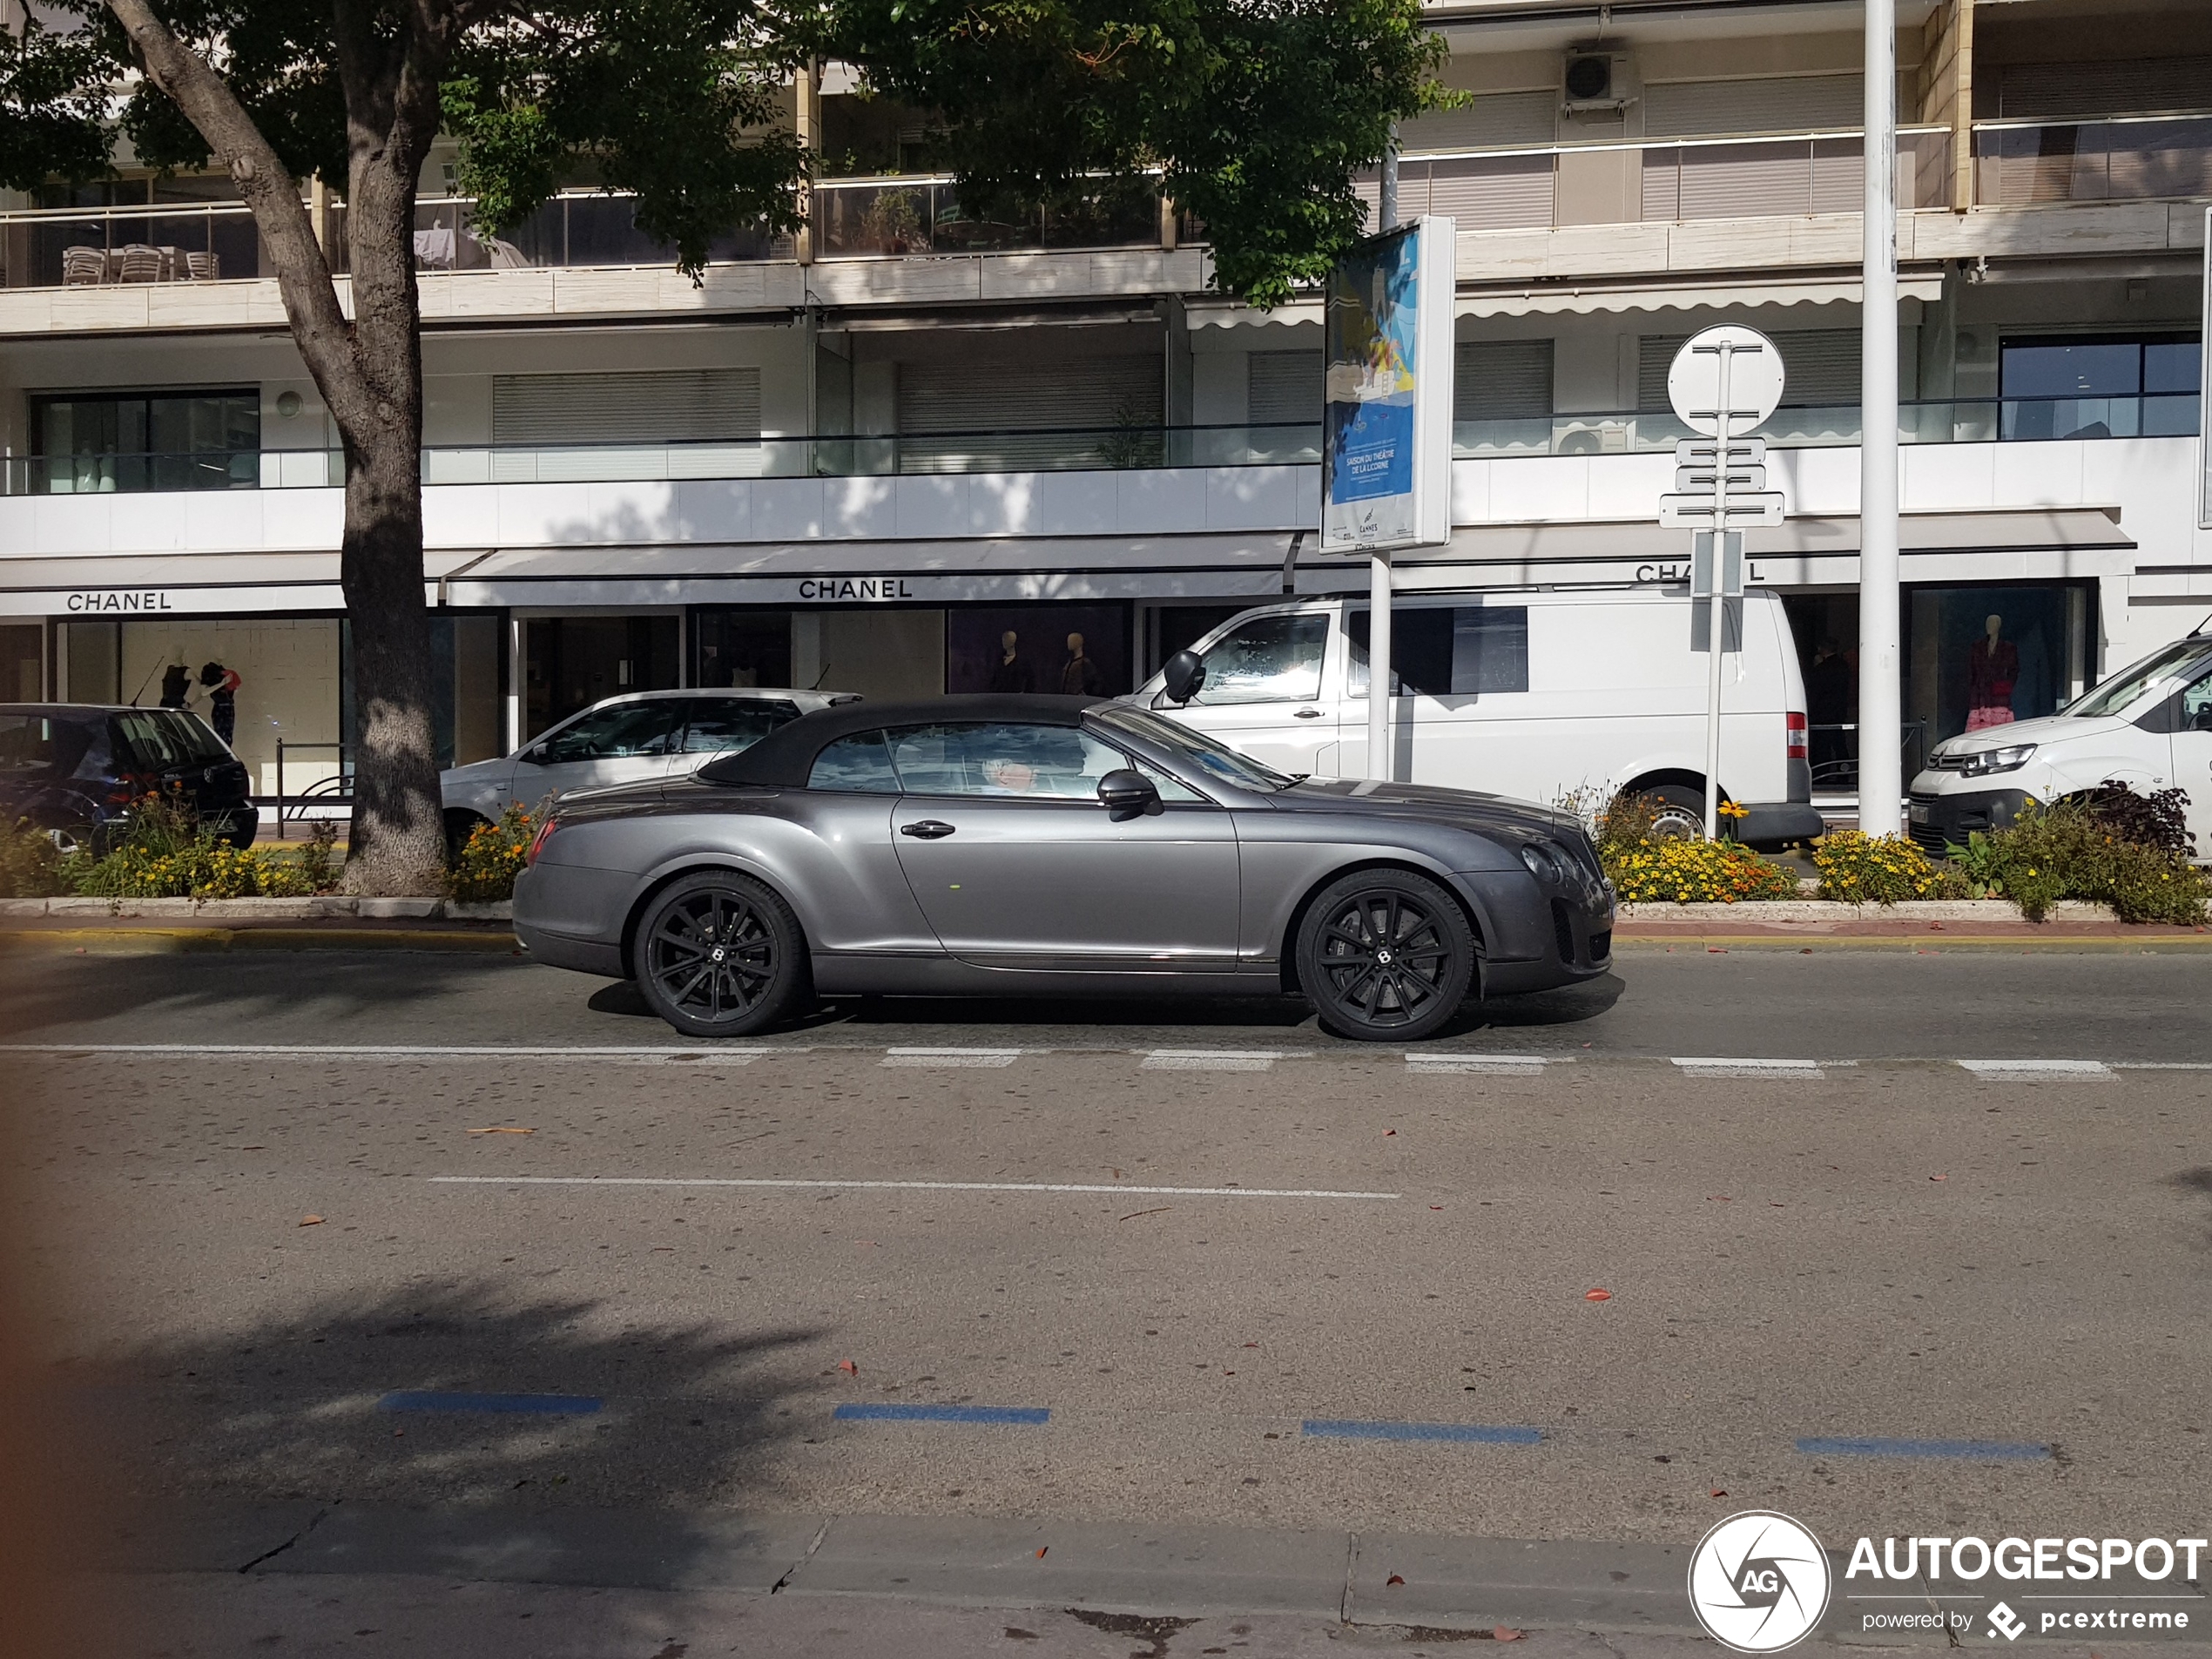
1973,113,2212,208
4,397,2195,495
1379,127,1955,233
0,179,1170,290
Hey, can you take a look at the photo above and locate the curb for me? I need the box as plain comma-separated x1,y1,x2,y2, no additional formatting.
0,897,510,921
0,927,521,955
1615,899,2116,921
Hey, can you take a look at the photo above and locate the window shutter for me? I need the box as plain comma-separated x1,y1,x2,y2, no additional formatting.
1999,57,2212,119
1642,330,1860,412
1455,341,1554,421
1638,335,1688,411
1643,75,1865,138
896,354,1163,471
1398,91,1556,153
1248,351,1323,424
491,369,763,445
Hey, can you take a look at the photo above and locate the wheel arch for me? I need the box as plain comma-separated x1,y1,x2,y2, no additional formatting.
1276,856,1488,997
617,854,810,981
1618,767,1733,805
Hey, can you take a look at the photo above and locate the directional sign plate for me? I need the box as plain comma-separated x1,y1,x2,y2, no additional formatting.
1659,491,1787,529
1676,462,1769,493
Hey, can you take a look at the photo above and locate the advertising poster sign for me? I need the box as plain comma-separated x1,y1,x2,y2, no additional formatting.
1321,216,1455,553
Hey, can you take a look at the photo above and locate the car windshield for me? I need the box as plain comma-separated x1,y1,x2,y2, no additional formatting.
1092,705,1298,792
2064,638,2212,718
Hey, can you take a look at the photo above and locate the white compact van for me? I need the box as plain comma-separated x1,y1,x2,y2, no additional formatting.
1907,629,2212,856
1133,587,1825,846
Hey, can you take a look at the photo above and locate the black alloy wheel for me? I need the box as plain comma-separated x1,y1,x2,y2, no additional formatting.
1296,868,1476,1042
632,871,810,1038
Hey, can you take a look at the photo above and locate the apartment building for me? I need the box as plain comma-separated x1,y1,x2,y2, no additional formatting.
1,0,2207,813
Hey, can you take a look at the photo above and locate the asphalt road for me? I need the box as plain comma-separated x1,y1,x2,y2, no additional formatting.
6,948,2210,1655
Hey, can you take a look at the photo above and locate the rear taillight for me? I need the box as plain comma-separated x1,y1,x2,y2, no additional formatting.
1785,711,1809,760
525,817,558,867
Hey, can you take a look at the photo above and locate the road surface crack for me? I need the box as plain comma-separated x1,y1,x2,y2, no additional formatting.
235,1501,335,1574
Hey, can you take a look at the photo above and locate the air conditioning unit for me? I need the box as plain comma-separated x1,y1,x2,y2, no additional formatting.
1555,419,1631,457
1562,51,1638,115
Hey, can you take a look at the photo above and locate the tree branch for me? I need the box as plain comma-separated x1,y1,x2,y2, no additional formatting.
99,0,369,433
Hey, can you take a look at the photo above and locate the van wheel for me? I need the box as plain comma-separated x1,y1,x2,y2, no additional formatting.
1297,870,1476,1042
632,872,813,1039
1645,786,1709,841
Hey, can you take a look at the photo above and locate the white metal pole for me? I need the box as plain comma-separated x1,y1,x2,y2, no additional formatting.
1858,0,1903,837
1368,550,1393,781
1704,346,1734,840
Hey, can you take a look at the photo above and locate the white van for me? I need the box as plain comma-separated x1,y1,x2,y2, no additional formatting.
1907,628,2212,856
1133,587,1825,846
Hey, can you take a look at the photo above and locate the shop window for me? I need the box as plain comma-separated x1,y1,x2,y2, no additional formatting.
946,606,1128,697
693,610,793,690
30,388,259,494
523,617,681,738
2000,334,2201,440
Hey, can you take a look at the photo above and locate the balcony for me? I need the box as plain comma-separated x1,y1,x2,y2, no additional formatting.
1973,114,2212,208
5,395,2195,497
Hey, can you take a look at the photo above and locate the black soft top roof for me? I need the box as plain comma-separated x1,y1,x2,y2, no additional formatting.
698,694,1110,787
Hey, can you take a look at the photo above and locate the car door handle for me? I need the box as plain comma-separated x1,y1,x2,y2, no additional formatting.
1292,708,1325,719
900,819,957,839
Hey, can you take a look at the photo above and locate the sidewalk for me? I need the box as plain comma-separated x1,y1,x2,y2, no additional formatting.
1614,898,2212,949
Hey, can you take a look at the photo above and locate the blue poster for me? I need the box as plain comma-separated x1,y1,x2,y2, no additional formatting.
1323,223,1423,544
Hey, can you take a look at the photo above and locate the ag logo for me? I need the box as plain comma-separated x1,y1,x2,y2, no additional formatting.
1687,1511,1833,1653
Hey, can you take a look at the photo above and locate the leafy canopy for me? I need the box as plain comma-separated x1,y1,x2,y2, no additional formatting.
2,0,1447,303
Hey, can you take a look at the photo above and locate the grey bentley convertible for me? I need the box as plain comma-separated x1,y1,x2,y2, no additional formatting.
511,692,1615,1042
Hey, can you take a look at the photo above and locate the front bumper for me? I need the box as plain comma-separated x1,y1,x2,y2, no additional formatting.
1905,786,2033,853
1460,869,1614,998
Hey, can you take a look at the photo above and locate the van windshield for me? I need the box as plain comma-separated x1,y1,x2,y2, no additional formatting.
2065,639,2212,718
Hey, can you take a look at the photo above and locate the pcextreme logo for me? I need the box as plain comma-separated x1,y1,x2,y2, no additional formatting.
1688,1512,1834,1653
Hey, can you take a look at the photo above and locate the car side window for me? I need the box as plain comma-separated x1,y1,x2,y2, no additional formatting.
1349,606,1529,697
808,731,902,792
1129,756,1209,803
536,701,683,764
1186,614,1329,705
886,724,1128,799
2181,671,2212,731
676,698,801,756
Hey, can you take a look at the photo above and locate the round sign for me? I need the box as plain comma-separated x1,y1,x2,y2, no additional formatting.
1668,326,1786,437
1686,1511,1831,1654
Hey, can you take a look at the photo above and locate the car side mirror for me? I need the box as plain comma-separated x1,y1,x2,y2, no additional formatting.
2195,705,2212,732
1097,768,1163,821
517,745,547,765
1161,650,1205,705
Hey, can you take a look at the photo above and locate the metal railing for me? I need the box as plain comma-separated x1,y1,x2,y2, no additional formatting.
5,395,2200,496
812,178,1168,258
1973,112,2212,208
273,740,350,838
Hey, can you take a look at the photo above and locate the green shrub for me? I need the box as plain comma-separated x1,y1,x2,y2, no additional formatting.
446,804,534,903
60,792,324,899
1602,838,1798,904
1813,831,1968,904
1948,793,2207,924
0,819,66,899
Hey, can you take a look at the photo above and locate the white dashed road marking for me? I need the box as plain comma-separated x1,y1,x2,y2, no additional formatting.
1673,1057,1839,1080
1141,1049,1311,1072
1406,1054,1561,1075
1958,1059,2114,1081
880,1047,1024,1069
430,1175,1399,1199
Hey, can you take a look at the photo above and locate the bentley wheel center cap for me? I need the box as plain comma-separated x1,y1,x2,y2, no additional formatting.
1377,949,1394,965
710,947,726,963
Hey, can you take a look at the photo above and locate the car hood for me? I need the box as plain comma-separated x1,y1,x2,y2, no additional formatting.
1928,713,2128,759
552,777,670,813
1271,777,1580,841
441,755,510,787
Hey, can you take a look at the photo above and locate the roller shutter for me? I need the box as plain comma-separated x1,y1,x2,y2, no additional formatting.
1998,57,2212,119
1398,90,1556,153
1643,74,1865,138
896,354,1163,472
1248,351,1323,424
1639,330,1861,411
1456,341,1554,421
491,368,763,444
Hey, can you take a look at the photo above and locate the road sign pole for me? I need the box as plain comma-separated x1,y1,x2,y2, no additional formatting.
1368,549,1393,780
1703,345,1733,840
1859,0,1903,837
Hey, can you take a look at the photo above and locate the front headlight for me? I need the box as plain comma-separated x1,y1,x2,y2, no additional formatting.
1957,744,2036,778
1518,841,1566,881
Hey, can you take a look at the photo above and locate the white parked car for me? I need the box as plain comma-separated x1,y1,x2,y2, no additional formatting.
1132,588,1824,846
1908,631,2212,855
441,687,857,852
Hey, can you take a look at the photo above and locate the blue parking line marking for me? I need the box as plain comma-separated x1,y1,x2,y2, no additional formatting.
377,1391,602,1415
833,1402,1050,1425
1301,1419,1543,1445
1797,1436,2050,1460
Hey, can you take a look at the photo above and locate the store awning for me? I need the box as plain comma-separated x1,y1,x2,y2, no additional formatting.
442,531,1307,609
1184,272,1945,329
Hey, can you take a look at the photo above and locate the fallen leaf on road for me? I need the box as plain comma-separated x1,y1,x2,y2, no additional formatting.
468,1126,536,1135
1707,1196,1730,1203
1708,947,1728,954
1383,1129,1396,1136
1710,1488,1728,1498
299,1215,324,1227
1242,1342,1260,1348
837,1359,858,1375
1495,1628,1525,1642
1035,1547,1049,1559
1429,1204,1444,1211
1930,1173,1949,1183
1386,1575,1406,1588
1584,1288,1611,1302
1769,1202,1785,1208
1119,1207,1171,1223
1800,948,1813,954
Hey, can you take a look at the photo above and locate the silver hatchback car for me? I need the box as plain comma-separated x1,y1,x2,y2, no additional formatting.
513,694,1614,1042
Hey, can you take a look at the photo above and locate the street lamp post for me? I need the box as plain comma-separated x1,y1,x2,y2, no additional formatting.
1859,0,1903,836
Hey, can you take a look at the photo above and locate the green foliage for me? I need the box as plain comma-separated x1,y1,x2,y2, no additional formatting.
0,819,67,900
1602,838,1798,905
1812,831,1967,905
447,804,536,903
60,792,329,899
1946,794,2207,924
0,13,118,191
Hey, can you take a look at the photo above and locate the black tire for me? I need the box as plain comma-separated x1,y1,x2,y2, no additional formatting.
1644,784,1708,841
631,871,812,1039
1296,869,1477,1043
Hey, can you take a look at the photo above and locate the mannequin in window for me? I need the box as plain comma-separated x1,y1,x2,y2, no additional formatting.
988,630,1036,694
1060,632,1103,697
1966,613,2019,731
158,663,190,710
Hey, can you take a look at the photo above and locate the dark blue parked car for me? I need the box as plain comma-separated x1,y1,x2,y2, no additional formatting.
0,704,258,852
